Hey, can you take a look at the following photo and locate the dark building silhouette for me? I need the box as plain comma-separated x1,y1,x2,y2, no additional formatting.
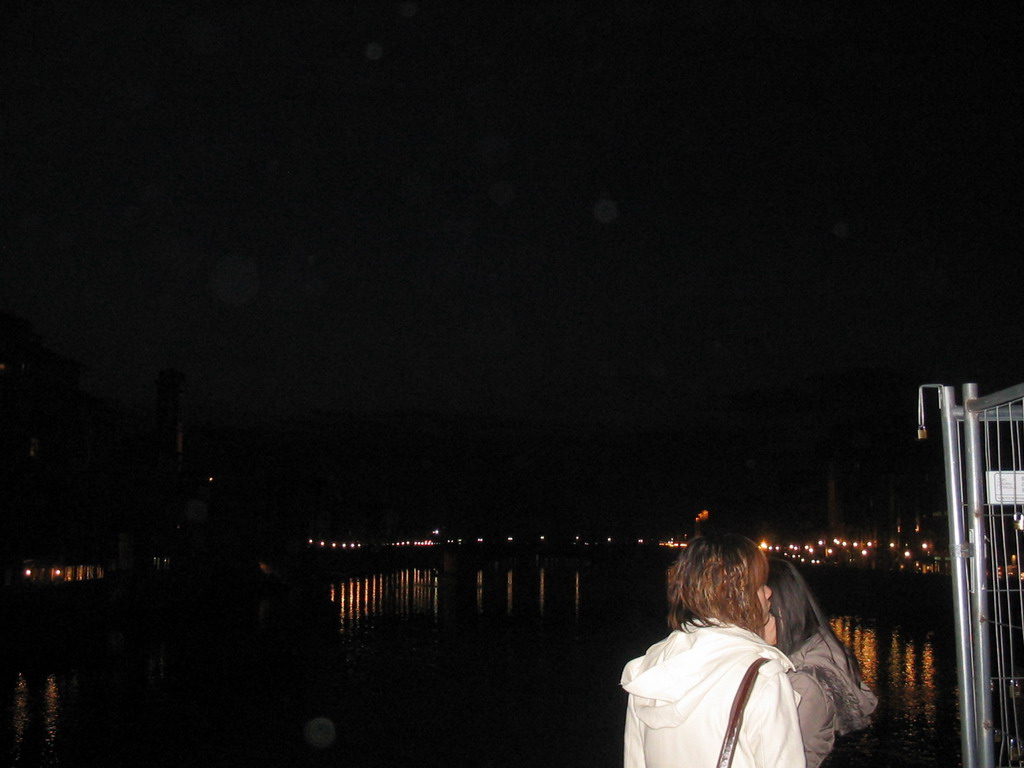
0,312,89,576
0,312,181,583
155,368,186,472
0,312,84,464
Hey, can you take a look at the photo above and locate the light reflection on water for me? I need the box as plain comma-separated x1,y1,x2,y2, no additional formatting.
506,567,514,615
7,672,64,768
826,613,954,767
330,568,441,633
42,675,58,767
328,561,585,634
832,616,879,687
11,673,28,765
2,557,962,767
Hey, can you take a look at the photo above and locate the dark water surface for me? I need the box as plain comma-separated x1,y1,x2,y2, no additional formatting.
2,551,962,767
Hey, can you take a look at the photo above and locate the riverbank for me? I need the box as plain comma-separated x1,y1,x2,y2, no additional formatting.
803,566,953,620
0,549,962,768
1,543,957,650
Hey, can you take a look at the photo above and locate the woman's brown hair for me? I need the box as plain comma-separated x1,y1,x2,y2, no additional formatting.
667,533,768,635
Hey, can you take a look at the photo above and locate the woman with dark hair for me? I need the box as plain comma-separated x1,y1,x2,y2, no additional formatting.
621,534,805,768
767,558,877,768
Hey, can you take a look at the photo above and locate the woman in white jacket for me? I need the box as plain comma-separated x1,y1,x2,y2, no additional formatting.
621,534,806,768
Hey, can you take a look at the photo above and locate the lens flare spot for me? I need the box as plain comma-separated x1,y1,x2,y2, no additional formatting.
303,717,336,749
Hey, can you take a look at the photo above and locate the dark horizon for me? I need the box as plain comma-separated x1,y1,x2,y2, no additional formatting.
2,1,1020,430
2,304,953,553
1,0,1019,566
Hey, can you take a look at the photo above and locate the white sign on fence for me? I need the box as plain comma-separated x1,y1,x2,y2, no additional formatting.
986,471,1024,505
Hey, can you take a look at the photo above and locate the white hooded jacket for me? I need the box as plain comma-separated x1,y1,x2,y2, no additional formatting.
621,625,806,768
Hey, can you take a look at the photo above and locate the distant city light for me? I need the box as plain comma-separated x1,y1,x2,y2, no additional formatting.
290,532,941,576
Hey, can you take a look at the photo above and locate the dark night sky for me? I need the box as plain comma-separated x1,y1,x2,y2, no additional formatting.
1,1,1021,428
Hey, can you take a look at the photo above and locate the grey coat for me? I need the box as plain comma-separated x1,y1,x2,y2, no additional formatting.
788,633,878,768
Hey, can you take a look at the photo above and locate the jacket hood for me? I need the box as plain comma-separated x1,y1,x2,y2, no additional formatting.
790,633,878,735
620,626,794,730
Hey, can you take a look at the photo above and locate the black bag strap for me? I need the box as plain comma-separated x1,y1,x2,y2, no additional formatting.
717,658,770,768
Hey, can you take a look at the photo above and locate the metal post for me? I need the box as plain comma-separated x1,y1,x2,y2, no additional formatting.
941,385,979,768
964,383,995,768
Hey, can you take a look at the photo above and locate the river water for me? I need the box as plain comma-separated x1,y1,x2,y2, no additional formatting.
2,549,962,767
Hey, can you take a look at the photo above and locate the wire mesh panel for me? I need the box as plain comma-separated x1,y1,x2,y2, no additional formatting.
977,390,1024,766
923,382,1024,768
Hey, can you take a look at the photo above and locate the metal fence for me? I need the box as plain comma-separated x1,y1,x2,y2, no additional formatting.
922,382,1024,768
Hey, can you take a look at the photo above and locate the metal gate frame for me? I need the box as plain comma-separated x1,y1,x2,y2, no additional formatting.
922,382,1024,768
